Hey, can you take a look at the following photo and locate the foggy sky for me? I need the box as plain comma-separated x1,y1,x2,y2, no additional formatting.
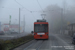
0,0,74,33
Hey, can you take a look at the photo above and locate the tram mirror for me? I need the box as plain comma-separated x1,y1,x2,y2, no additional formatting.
31,31,34,34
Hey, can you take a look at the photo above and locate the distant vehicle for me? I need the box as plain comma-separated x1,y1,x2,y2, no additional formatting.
0,31,4,35
72,36,75,44
11,31,18,34
10,30,18,34
72,33,75,44
68,23,75,37
68,24,75,44
34,19,49,39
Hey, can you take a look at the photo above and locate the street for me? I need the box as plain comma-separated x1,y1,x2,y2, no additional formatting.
13,33,75,50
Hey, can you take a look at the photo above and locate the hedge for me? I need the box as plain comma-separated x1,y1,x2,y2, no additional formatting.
0,34,34,50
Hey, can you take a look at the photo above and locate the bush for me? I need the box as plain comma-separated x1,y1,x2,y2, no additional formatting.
0,35,34,50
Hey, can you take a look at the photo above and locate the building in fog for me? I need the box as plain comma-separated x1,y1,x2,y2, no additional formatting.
68,23,75,37
1,24,9,33
1,24,23,33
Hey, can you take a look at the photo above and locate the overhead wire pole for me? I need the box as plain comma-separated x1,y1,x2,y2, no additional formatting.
19,8,20,34
15,0,36,18
15,0,45,19
24,15,25,33
61,8,63,34
14,0,30,34
61,0,66,34
15,0,30,11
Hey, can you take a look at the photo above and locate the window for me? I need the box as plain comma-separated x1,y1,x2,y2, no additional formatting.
34,24,48,32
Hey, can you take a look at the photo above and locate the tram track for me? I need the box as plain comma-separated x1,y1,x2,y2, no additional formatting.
36,40,45,50
24,40,45,50
24,40,38,50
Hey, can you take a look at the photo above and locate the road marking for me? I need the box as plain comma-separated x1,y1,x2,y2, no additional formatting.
54,34,74,50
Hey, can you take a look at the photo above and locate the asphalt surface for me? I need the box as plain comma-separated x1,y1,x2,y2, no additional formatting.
13,33,75,50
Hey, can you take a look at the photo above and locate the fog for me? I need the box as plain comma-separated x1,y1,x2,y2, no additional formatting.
44,4,75,32
0,0,75,33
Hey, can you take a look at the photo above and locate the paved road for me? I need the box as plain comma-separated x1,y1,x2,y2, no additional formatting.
13,33,75,50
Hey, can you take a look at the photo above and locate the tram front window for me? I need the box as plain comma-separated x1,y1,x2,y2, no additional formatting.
34,24,48,33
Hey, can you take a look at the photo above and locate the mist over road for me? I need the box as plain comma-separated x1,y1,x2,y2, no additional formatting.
13,33,75,50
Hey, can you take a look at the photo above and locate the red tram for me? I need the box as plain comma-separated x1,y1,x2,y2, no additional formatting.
34,19,49,39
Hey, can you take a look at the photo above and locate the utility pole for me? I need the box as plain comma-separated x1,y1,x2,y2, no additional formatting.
62,0,66,34
24,15,25,33
9,15,11,33
19,8,20,34
61,8,63,34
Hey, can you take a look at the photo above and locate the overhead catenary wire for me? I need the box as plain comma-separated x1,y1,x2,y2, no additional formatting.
14,0,52,18
37,0,44,12
15,0,55,13
15,0,30,11
14,0,36,18
15,0,42,13
14,0,49,13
